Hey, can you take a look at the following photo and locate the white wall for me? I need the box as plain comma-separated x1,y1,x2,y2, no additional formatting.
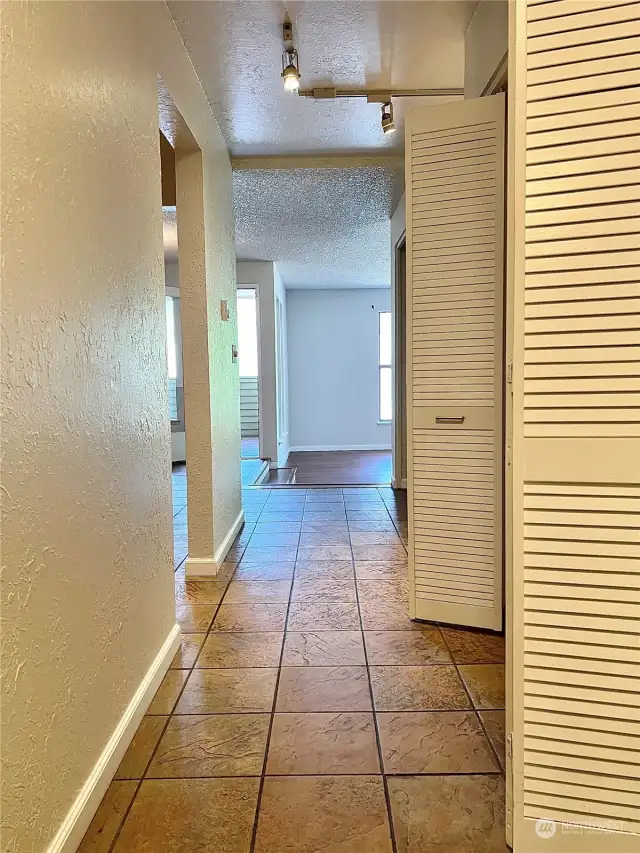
274,266,290,467
236,261,290,467
1,3,236,851
287,289,392,451
464,0,508,99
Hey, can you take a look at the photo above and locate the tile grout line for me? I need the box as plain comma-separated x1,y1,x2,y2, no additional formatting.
247,492,299,853
347,508,399,853
438,629,505,775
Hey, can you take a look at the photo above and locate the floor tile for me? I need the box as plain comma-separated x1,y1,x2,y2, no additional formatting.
224,580,292,603
175,603,216,633
370,666,470,711
377,711,499,774
347,510,392,521
302,510,347,521
364,630,451,665
297,545,352,561
301,521,349,534
112,778,259,853
349,520,398,532
147,713,270,777
267,712,380,775
233,562,295,581
282,631,366,666
276,666,372,712
254,522,301,534
479,710,506,769
293,560,354,580
78,781,137,853
175,668,278,713
242,545,298,562
170,635,205,669
354,560,408,580
357,579,408,601
387,775,505,853
254,776,392,853
212,603,288,632
291,576,357,602
259,512,304,522
459,665,505,710
147,670,189,715
115,716,167,780
249,533,300,547
174,580,225,605
299,532,351,546
287,602,360,631
352,545,406,562
197,632,283,668
350,532,401,545
441,627,505,664
360,600,418,631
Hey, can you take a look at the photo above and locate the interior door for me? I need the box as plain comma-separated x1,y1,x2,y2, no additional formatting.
510,1,640,847
406,94,505,631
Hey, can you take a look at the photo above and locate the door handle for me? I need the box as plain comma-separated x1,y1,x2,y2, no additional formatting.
435,416,465,424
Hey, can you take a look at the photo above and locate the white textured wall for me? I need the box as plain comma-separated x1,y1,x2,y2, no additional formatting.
287,289,392,451
274,266,290,467
0,2,237,850
464,0,508,99
236,261,279,466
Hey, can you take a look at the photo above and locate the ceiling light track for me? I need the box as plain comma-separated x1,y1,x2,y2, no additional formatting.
297,87,463,99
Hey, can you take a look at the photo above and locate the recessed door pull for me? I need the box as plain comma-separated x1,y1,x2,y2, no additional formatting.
435,416,465,424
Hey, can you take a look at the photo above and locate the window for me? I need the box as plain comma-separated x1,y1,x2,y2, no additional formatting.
165,295,178,421
379,311,392,422
236,289,259,378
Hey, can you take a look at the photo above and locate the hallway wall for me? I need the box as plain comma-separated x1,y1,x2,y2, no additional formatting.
287,288,392,451
0,3,237,851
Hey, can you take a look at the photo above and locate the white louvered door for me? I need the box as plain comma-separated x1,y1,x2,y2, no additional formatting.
406,95,505,631
510,1,640,848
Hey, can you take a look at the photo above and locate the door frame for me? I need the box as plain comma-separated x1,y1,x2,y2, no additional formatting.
392,235,407,491
391,195,407,491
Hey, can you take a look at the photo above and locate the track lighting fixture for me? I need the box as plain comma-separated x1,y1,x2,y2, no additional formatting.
381,101,396,135
281,21,300,93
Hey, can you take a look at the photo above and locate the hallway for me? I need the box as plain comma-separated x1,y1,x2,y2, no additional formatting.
80,486,505,852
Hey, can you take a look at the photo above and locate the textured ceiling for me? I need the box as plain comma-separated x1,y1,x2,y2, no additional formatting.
168,0,474,155
234,167,398,288
166,1,475,287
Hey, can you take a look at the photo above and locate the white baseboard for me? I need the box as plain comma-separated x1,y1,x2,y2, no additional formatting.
186,508,245,578
46,623,181,853
289,445,392,452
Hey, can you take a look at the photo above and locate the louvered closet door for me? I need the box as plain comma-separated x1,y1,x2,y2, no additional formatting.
406,95,505,631
510,1,640,849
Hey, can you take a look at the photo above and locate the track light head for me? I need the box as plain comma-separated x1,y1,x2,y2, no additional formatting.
281,21,300,93
282,54,300,92
381,101,396,134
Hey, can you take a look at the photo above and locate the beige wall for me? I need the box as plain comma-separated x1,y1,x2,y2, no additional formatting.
464,0,508,99
0,2,237,851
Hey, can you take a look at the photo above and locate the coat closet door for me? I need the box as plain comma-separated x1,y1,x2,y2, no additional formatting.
406,94,505,631
510,1,640,848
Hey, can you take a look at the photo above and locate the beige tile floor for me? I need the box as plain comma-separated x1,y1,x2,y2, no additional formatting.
80,486,506,853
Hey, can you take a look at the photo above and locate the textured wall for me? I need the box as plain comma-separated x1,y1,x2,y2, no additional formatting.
0,2,237,850
287,289,392,450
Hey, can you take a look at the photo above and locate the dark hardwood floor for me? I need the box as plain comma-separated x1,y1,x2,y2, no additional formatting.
286,450,392,485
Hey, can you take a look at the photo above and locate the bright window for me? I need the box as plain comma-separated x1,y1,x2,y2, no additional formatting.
379,311,392,422
237,289,259,378
165,295,178,421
